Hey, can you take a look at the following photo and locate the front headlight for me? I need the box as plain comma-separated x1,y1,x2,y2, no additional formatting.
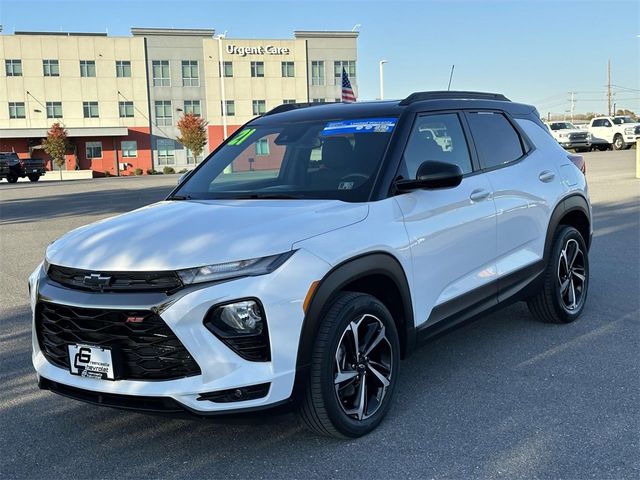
177,251,295,285
624,127,634,134
558,133,568,138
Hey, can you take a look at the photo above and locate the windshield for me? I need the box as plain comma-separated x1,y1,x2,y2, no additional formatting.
550,122,574,130
172,117,398,202
613,116,634,124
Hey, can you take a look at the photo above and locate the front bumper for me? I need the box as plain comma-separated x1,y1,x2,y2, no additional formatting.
29,250,331,414
559,139,591,149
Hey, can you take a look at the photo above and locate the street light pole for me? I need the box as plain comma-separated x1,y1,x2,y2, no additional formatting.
379,60,387,100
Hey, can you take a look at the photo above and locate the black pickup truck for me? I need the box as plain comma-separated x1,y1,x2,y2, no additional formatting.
0,152,47,183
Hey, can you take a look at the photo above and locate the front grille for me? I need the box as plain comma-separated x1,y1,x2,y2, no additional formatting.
569,132,588,141
47,264,182,293
36,302,201,380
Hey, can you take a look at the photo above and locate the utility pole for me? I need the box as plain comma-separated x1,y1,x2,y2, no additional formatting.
569,91,576,122
607,59,612,116
379,60,387,100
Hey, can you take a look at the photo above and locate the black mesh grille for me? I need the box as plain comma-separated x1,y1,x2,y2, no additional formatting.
47,264,182,293
36,302,201,380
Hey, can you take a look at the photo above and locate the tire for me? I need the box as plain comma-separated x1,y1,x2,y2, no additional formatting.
299,292,400,438
6,174,18,183
28,175,40,182
527,226,589,324
612,134,626,150
575,147,590,153
597,145,609,151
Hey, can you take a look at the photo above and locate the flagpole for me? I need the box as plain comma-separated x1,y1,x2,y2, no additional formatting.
379,60,387,100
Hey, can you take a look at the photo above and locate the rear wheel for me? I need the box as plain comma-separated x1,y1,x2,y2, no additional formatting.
612,134,625,150
527,226,589,323
6,173,18,183
28,175,40,182
299,292,400,438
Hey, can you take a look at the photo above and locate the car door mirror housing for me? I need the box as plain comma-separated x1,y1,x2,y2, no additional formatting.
395,161,464,192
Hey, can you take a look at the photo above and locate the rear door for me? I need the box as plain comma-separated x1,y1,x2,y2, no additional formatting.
464,110,564,301
394,111,498,327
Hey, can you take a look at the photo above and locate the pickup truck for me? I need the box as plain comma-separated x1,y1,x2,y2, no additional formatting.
0,152,47,183
587,116,640,151
545,121,592,152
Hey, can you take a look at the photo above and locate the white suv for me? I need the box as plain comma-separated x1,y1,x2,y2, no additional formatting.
30,91,592,438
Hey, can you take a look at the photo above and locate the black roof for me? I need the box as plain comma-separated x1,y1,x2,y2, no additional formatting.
254,91,536,125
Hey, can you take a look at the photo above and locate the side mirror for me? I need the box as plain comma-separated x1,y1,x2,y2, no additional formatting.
395,161,463,192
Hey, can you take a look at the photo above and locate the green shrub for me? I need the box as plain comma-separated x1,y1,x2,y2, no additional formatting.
178,168,188,174
104,171,112,177
134,168,143,176
163,166,176,175
146,169,157,175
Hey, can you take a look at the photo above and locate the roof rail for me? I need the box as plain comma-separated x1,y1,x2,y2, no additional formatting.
263,102,331,116
399,91,510,106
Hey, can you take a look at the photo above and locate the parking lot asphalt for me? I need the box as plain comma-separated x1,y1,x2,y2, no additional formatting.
1,151,638,479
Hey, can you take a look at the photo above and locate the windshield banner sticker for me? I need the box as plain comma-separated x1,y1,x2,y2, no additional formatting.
321,118,397,136
228,128,256,146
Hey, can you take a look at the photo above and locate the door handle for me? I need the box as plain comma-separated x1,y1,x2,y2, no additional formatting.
470,189,490,202
538,170,555,183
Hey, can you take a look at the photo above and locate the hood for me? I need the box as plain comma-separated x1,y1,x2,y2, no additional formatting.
46,199,368,271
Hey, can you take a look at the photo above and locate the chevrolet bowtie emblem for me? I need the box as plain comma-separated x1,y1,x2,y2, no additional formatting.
83,273,112,288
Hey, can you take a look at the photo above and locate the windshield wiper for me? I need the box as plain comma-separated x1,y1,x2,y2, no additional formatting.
230,193,306,200
168,194,192,201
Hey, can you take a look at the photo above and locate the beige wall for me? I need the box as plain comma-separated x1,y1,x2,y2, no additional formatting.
203,38,308,126
0,34,148,129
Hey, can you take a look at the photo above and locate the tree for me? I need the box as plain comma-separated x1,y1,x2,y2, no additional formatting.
42,123,70,180
177,113,208,161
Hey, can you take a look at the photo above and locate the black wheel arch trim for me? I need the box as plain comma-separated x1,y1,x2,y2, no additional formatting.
545,194,592,262
292,252,415,399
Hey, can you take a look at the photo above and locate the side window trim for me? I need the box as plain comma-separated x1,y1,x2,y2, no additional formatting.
462,109,535,173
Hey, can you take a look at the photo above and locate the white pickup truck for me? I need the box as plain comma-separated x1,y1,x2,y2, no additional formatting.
588,116,640,151
546,121,592,152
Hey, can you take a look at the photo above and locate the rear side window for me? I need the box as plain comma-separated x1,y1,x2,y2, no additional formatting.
466,112,524,169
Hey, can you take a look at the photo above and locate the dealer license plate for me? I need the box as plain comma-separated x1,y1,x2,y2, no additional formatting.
68,344,115,380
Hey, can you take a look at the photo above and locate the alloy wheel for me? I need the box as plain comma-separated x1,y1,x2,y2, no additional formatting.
557,238,586,311
333,314,393,421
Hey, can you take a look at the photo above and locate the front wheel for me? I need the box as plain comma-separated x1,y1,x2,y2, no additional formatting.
6,174,18,183
299,292,400,438
612,134,626,150
527,226,589,323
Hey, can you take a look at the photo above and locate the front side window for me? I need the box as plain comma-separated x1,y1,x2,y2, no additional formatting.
83,101,99,118
121,140,137,157
311,61,324,85
251,61,265,78
184,100,201,116
9,102,26,119
252,100,266,116
401,112,473,179
119,101,134,118
43,60,60,77
86,141,102,159
182,60,199,86
281,61,295,77
466,111,524,169
172,116,398,202
157,138,175,165
80,60,96,77
152,60,170,86
46,101,63,118
5,59,22,76
155,100,172,126
116,60,131,77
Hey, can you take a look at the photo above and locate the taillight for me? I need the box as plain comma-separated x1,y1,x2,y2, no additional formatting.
567,153,586,175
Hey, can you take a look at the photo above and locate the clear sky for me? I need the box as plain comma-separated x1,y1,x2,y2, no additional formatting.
1,0,638,114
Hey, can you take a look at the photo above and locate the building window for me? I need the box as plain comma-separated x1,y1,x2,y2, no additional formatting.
283,99,296,104
255,138,270,156
157,138,175,165
312,98,326,103
119,101,134,118
154,100,172,126
281,61,295,77
221,61,233,77
334,60,356,80
186,148,203,165
183,100,201,116
251,61,264,78
181,60,199,87
152,60,170,86
221,100,235,116
121,140,137,158
8,102,26,119
311,61,324,85
5,59,22,76
252,100,266,116
43,60,60,77
80,60,96,77
335,98,341,103
46,101,63,118
83,101,99,118
86,141,102,159
116,60,131,77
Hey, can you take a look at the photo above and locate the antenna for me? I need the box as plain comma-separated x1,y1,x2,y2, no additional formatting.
447,65,455,91
351,24,361,32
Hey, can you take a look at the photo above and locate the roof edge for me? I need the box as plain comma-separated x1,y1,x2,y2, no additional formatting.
131,27,215,37
294,30,359,39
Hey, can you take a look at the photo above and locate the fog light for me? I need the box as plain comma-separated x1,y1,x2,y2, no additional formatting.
211,300,263,336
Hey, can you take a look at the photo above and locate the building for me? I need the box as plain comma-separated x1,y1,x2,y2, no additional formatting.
0,28,358,175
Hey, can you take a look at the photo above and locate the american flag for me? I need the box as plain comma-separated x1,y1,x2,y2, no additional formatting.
341,68,356,103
